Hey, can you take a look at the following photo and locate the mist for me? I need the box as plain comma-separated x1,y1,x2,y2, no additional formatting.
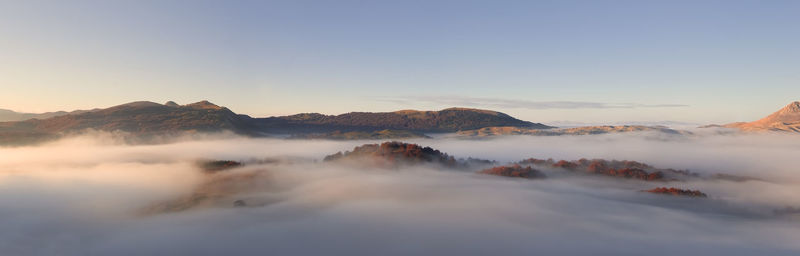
1,131,800,255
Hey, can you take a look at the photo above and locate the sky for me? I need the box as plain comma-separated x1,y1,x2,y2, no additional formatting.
0,0,798,124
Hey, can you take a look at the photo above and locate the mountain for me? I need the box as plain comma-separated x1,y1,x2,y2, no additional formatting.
456,125,690,137
27,100,256,134
721,101,800,133
0,108,95,122
257,107,552,133
0,101,548,145
0,101,258,145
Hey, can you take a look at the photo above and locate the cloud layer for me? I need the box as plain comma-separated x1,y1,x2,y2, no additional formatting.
1,132,799,255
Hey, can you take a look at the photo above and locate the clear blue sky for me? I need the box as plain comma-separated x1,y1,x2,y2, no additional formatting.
1,0,798,124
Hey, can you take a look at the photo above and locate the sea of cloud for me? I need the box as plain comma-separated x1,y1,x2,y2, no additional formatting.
1,131,799,255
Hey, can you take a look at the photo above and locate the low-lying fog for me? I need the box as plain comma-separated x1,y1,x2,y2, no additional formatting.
2,131,800,255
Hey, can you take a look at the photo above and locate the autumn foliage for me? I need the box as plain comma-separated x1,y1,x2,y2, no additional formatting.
324,141,457,167
478,164,546,179
519,158,674,181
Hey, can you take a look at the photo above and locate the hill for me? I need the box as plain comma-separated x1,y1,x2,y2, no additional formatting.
323,141,498,170
0,108,95,122
720,101,800,133
0,101,547,145
290,129,429,140
257,107,551,133
0,101,258,145
323,141,458,168
457,125,690,137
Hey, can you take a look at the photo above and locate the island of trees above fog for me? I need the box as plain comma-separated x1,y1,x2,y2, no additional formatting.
1,100,799,145
143,141,787,216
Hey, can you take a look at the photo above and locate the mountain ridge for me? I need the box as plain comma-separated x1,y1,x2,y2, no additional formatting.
0,108,97,122
256,106,551,133
456,125,691,137
0,100,551,145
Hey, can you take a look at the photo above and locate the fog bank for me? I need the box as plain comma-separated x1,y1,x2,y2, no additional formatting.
1,132,799,255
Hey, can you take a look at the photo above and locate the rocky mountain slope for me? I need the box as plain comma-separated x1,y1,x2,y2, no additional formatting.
721,101,800,133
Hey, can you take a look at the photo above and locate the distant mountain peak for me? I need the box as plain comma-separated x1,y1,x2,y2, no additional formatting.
165,101,179,107
722,101,800,133
116,101,163,108
781,101,800,113
184,100,223,110
754,101,800,124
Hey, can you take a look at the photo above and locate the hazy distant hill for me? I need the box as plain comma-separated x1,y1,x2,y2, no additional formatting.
26,101,257,134
290,129,430,140
457,125,690,137
0,101,549,145
258,107,551,133
719,101,800,133
0,108,94,122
